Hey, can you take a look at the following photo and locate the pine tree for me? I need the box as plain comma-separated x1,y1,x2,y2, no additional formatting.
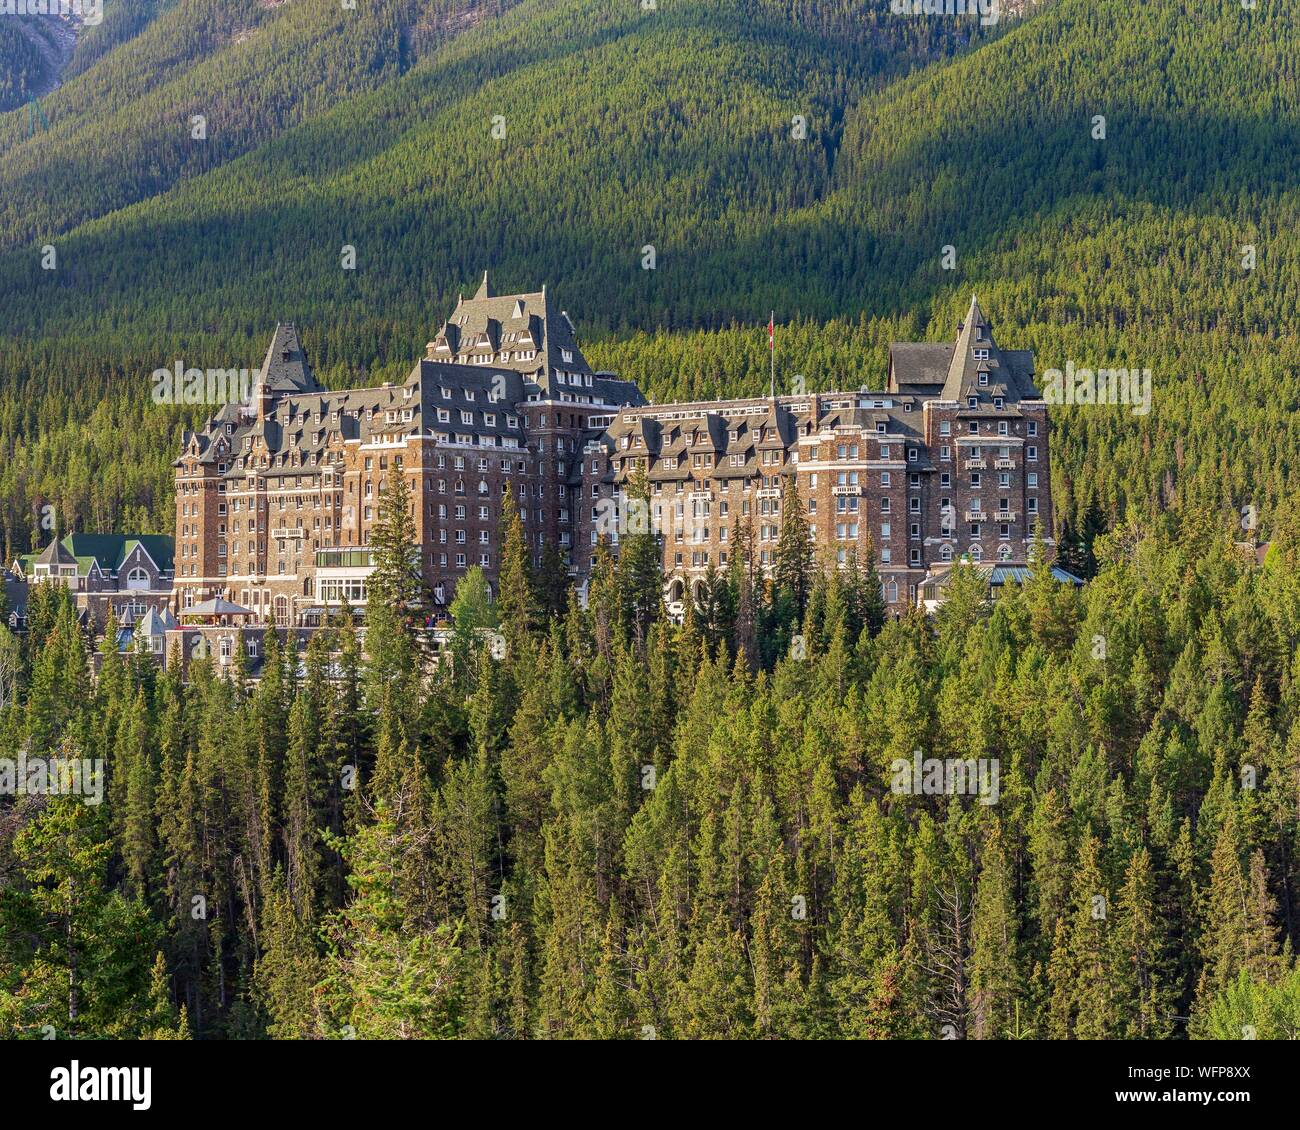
969,819,1020,1038
497,492,539,649
617,468,663,649
773,474,813,616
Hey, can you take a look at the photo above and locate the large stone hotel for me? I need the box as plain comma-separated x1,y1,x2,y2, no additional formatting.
172,277,1052,623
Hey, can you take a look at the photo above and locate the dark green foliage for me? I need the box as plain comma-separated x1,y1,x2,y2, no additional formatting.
1,510,1298,1037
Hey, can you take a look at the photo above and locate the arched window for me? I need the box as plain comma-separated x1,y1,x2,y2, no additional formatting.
998,544,1012,561
126,566,150,591
969,544,983,562
940,545,953,562
884,580,899,604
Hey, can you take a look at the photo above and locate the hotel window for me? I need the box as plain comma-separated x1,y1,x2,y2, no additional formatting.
1028,498,1039,514
1028,473,1038,489
940,446,951,462
1027,421,1038,436
978,372,989,386
880,522,890,540
910,497,920,513
910,548,921,564
911,522,920,539
995,399,1004,411
1027,446,1038,461
880,497,890,513
967,397,978,409
881,471,891,487
881,547,891,564
456,554,466,568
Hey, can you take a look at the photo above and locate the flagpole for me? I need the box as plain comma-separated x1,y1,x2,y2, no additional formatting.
769,310,775,401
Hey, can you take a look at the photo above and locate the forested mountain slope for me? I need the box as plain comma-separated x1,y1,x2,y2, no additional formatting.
0,0,978,555
2,0,1297,554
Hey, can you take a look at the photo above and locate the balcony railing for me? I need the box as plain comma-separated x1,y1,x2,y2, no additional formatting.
994,459,1015,469
832,484,860,496
965,458,986,470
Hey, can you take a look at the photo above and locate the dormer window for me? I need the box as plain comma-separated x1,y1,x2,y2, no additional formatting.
974,348,990,360
967,396,978,409
978,372,989,386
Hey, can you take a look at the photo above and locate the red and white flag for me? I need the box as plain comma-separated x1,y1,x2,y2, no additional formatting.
768,312,775,351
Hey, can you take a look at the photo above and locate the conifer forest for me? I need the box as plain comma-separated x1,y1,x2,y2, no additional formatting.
3,0,1300,1065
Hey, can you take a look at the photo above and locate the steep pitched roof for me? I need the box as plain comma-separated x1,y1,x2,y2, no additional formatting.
137,608,178,637
939,296,1040,404
34,538,77,568
431,275,594,381
259,323,323,394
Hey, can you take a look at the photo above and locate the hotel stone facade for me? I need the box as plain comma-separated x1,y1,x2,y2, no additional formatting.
172,280,1052,622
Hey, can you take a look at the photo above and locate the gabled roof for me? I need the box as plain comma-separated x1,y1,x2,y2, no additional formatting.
72,534,175,574
20,534,175,578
